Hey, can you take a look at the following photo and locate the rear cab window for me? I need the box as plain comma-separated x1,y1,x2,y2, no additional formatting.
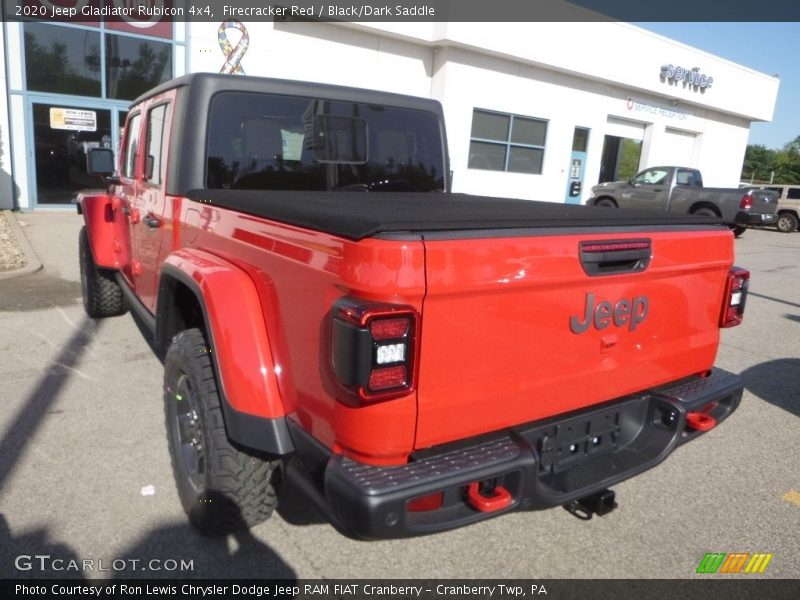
205,92,445,192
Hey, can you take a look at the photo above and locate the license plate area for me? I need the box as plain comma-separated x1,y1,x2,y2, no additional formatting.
537,410,621,474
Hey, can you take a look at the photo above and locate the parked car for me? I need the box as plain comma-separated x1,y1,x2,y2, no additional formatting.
761,184,800,232
589,166,778,236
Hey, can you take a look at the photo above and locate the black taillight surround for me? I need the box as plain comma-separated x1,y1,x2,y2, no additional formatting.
331,298,419,403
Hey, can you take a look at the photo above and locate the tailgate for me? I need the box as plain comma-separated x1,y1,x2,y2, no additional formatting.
747,189,779,214
415,227,733,450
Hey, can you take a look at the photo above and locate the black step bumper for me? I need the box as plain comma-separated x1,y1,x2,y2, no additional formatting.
295,368,742,539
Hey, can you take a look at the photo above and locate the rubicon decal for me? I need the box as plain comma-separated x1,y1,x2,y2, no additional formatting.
569,293,649,334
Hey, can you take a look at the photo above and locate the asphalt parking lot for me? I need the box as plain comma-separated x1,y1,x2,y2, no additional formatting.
0,212,798,580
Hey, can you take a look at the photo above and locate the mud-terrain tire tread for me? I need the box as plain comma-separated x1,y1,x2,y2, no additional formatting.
79,226,126,318
164,327,279,536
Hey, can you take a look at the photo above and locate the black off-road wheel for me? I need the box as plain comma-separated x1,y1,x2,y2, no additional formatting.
732,225,747,237
776,212,799,233
79,226,126,318
164,328,280,536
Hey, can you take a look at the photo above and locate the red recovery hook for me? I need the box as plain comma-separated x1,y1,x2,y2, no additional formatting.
466,482,512,513
686,411,717,432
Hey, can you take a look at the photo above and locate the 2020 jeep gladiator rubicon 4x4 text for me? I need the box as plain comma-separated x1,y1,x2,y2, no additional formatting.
78,74,749,539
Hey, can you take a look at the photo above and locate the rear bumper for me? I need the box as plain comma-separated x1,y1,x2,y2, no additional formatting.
736,211,777,225
301,368,742,539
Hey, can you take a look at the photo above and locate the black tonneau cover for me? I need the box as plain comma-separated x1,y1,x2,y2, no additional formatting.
185,190,722,240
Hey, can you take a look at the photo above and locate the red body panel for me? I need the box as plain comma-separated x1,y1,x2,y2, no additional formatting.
161,248,285,420
79,192,130,270
176,201,427,464
414,229,733,449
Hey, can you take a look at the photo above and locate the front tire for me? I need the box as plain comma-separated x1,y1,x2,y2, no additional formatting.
164,328,280,536
594,198,617,208
776,212,799,233
79,226,126,318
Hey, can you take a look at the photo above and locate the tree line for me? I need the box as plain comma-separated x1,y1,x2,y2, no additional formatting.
741,135,800,184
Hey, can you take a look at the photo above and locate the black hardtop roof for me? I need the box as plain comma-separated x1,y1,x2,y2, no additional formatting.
132,72,444,113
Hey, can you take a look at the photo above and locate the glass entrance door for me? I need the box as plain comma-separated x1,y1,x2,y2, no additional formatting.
32,102,112,204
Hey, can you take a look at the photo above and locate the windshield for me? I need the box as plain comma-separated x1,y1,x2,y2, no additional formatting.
206,91,445,192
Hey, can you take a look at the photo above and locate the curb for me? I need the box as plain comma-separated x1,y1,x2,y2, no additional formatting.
0,210,44,281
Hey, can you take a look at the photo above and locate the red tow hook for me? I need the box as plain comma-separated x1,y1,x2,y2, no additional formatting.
686,411,717,432
466,482,512,513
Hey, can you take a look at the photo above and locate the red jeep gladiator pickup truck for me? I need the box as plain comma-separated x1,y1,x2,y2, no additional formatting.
77,73,748,539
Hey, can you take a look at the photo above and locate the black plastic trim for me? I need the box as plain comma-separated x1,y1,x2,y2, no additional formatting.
331,318,373,387
296,367,742,539
371,224,728,242
735,211,778,225
116,272,156,336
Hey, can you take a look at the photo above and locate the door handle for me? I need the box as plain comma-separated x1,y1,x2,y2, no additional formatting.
143,215,162,229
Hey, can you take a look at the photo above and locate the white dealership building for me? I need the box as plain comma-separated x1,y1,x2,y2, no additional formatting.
0,4,780,210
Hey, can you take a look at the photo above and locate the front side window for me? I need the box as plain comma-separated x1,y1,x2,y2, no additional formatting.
121,113,142,179
468,109,547,174
205,92,445,192
633,168,669,186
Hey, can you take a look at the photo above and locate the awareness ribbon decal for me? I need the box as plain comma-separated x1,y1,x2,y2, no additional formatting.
218,19,249,75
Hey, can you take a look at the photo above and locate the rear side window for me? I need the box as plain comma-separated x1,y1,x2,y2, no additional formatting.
205,92,445,192
787,188,800,200
121,113,142,180
144,103,169,186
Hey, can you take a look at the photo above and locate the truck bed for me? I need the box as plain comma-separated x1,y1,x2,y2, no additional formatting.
186,190,722,240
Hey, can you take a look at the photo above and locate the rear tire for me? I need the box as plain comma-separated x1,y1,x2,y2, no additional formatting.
79,226,126,318
164,328,280,536
776,212,799,233
691,207,718,218
595,198,617,208
732,226,747,237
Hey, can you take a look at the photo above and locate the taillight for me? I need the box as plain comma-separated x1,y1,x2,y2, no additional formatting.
331,298,419,403
740,194,753,210
720,267,749,328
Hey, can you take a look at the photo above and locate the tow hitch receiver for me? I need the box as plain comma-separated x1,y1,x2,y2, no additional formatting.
564,489,617,520
466,481,512,513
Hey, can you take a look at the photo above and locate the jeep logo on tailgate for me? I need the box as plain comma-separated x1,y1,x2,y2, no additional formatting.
570,293,649,334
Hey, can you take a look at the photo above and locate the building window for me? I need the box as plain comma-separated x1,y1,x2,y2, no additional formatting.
24,23,101,97
468,109,547,174
105,34,172,100
23,23,174,101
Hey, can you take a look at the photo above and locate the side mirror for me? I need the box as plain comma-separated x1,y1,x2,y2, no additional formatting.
86,147,115,177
